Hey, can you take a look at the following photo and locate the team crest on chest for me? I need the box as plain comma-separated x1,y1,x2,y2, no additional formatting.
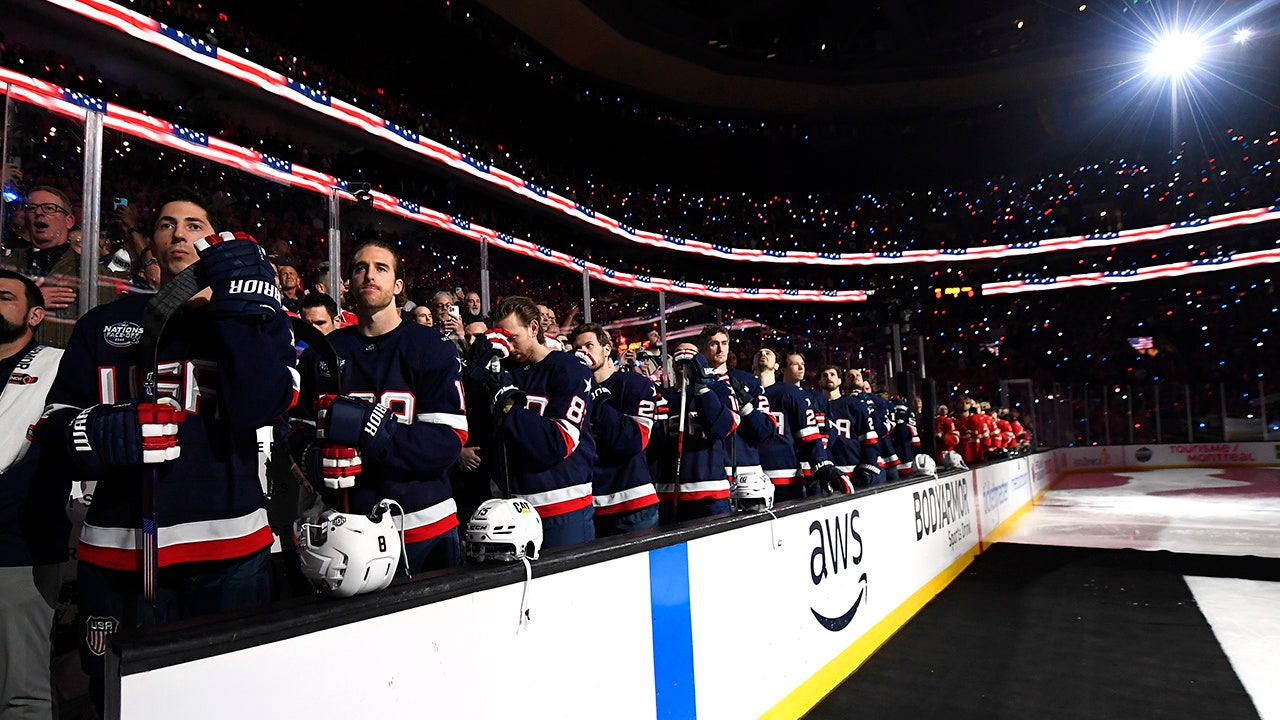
103,322,143,348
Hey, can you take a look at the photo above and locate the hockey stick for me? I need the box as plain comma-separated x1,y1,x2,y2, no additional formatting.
139,259,209,617
290,317,351,513
672,373,687,519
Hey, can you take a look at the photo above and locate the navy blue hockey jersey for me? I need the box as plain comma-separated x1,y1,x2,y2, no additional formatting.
823,394,881,473
853,391,898,468
500,351,597,518
757,381,827,486
652,379,738,502
37,293,297,571
590,370,659,515
295,321,467,543
722,369,775,478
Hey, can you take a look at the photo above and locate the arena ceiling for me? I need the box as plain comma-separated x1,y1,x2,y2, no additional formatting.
475,0,1116,118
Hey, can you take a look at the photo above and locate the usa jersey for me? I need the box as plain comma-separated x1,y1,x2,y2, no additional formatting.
757,382,827,486
500,351,597,518
37,293,298,571
890,397,920,474
824,394,880,473
652,379,738,502
295,321,467,544
723,369,775,478
591,370,659,515
856,391,898,468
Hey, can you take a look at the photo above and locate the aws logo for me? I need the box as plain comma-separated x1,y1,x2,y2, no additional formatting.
808,509,869,632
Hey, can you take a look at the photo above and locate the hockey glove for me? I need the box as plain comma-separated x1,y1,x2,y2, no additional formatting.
573,348,595,370
196,232,282,320
671,347,714,388
315,394,398,461
725,374,756,415
467,327,511,368
852,463,881,488
303,442,362,490
589,383,613,421
813,461,853,494
68,399,185,474
490,383,527,416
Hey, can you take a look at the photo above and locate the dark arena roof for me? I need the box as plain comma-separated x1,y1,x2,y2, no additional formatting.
3,0,1280,390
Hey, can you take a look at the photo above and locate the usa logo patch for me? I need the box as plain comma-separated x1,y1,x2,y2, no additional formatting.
85,615,119,656
103,322,143,348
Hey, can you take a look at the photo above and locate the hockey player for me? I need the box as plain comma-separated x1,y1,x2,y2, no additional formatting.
889,394,920,477
816,364,881,487
571,323,660,536
294,238,468,573
959,401,987,465
846,370,898,483
696,325,775,494
754,349,849,501
652,340,738,522
471,295,596,549
34,187,297,711
0,269,66,718
935,404,960,462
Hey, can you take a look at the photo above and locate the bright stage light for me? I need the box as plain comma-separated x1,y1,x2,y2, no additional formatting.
1146,31,1206,77
1232,27,1253,43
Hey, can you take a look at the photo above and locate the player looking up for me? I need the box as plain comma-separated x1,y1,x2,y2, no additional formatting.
293,239,467,573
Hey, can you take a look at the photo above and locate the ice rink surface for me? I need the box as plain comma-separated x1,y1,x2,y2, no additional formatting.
1005,466,1280,720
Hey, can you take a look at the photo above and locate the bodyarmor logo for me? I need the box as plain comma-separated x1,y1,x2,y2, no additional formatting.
808,509,868,632
228,279,283,302
103,321,143,348
85,616,119,656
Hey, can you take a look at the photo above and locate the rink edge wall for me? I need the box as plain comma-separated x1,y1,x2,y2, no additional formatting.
106,444,1276,719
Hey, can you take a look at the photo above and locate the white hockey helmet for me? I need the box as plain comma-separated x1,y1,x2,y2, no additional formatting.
940,450,968,470
294,502,404,598
730,471,775,512
912,453,938,478
466,498,543,562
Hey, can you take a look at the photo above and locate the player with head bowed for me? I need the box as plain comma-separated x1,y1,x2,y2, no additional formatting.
570,323,661,536
32,187,298,713
292,238,468,575
463,295,597,550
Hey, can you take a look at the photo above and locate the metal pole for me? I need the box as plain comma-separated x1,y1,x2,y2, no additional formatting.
479,236,491,314
917,334,927,380
1219,382,1228,442
1261,380,1268,441
80,110,104,315
1083,383,1091,445
891,322,903,375
1185,384,1193,443
1127,385,1134,444
658,291,669,386
1103,385,1111,445
581,264,591,324
326,189,341,309
1154,384,1162,443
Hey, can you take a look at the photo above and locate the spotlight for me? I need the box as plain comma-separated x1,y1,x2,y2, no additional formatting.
1232,27,1252,44
1146,32,1205,77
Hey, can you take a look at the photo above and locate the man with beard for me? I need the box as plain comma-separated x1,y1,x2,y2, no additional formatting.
571,323,660,536
294,239,468,573
466,295,596,548
0,269,66,718
754,349,849,502
816,364,881,488
34,187,297,713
